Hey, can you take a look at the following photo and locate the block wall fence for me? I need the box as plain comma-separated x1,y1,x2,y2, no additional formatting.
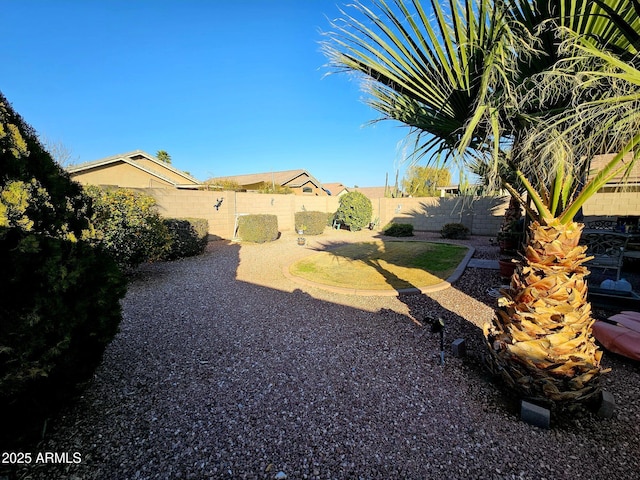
135,188,639,240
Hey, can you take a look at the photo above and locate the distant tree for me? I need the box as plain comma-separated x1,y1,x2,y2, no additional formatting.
39,135,79,167
257,182,292,194
206,179,243,191
156,150,172,164
402,166,451,197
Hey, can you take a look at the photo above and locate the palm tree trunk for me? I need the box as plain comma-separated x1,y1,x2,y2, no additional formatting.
484,219,608,403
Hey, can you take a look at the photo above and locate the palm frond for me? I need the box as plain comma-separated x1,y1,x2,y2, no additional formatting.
517,26,640,212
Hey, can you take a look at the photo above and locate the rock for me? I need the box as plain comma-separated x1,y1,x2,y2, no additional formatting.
452,338,466,357
597,390,615,418
520,400,550,429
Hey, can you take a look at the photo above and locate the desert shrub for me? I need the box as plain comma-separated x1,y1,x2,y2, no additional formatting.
0,91,127,447
162,217,209,259
383,222,414,237
85,186,170,270
206,179,243,191
237,214,278,242
294,211,326,235
257,182,293,194
334,191,372,231
441,223,470,239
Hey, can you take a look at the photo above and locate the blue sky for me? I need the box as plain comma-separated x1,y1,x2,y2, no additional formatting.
2,0,430,188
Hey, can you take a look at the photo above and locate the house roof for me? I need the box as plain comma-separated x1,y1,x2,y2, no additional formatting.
353,186,391,198
323,183,350,196
589,152,640,186
208,169,324,189
67,150,202,188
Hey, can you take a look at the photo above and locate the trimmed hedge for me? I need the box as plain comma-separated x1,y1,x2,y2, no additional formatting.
294,211,326,235
383,222,414,237
237,214,279,243
441,223,470,239
162,218,209,259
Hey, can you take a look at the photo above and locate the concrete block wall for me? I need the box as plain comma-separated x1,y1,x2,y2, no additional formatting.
138,188,235,239
293,196,341,228
583,191,640,216
142,189,342,239
138,188,638,240
377,196,508,235
235,192,294,232
468,197,510,235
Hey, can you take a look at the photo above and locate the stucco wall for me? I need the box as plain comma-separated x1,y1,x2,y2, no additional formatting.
132,158,193,184
72,163,174,189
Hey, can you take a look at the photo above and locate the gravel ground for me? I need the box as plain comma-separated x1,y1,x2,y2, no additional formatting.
12,230,640,480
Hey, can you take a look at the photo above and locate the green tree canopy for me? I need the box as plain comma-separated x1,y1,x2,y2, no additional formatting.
402,166,451,196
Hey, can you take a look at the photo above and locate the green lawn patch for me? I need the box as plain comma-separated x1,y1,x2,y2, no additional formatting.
290,240,468,291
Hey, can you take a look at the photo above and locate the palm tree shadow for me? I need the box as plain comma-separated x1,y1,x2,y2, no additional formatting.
309,237,486,334
308,239,463,298
308,235,522,411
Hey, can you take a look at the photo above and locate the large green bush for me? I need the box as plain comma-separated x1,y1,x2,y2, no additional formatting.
334,191,372,231
161,217,209,259
237,214,279,242
85,186,170,270
294,211,326,235
0,92,127,447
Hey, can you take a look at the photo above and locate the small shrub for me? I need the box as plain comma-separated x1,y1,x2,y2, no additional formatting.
294,211,326,235
383,222,414,237
162,218,209,260
237,214,278,243
86,186,170,270
334,191,372,231
441,223,470,239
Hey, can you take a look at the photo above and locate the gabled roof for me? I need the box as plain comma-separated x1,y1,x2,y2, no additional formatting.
589,152,640,186
323,182,350,196
353,186,391,198
67,150,201,188
208,169,323,189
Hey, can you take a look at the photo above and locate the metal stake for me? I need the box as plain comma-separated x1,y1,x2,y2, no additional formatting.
429,317,445,366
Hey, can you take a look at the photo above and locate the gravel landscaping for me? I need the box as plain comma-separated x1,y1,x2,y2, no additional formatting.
13,230,640,480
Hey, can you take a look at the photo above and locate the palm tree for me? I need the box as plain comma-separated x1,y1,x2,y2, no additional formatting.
323,0,640,404
156,150,172,164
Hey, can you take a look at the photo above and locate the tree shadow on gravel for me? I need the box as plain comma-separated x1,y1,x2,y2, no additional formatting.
303,237,521,418
11,237,640,480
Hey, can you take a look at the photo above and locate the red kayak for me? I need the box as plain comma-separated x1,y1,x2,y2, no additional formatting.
592,311,640,361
